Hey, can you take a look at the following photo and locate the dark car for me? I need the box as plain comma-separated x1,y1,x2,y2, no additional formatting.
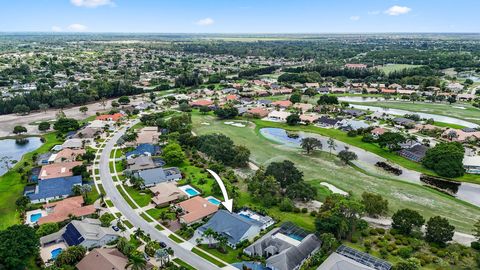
112,225,120,232
159,241,167,248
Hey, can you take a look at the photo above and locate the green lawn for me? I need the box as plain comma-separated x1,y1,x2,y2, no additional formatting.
198,244,243,264
124,186,152,207
105,200,114,207
146,207,176,221
191,247,226,267
155,224,165,231
173,258,196,270
192,113,480,233
123,220,133,229
376,64,423,74
176,161,215,196
0,132,62,230
140,212,154,222
116,186,138,209
168,234,184,243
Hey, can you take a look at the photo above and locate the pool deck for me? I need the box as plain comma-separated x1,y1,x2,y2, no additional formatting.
178,184,200,197
40,242,67,263
25,209,47,226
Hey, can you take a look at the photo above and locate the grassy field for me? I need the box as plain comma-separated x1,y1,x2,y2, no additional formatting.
198,244,243,264
168,233,184,243
0,132,62,230
124,186,152,207
173,258,196,270
376,64,423,74
192,114,480,233
351,100,480,125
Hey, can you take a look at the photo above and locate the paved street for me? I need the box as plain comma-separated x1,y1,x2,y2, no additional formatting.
98,123,224,270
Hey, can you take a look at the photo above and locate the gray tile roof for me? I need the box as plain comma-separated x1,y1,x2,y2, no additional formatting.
267,234,321,270
134,167,182,186
197,210,262,246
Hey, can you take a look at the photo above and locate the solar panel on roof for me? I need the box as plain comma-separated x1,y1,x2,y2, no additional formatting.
337,245,392,270
62,223,84,246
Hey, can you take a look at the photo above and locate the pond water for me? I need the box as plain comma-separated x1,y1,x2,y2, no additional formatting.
349,104,479,128
260,127,480,207
0,137,43,176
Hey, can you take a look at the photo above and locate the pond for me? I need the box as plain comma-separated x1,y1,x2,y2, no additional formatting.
349,104,479,128
259,127,480,207
0,137,43,176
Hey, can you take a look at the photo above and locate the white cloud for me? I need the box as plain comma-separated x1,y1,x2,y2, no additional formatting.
384,5,412,16
51,26,62,32
70,0,114,8
350,16,360,21
368,10,380,15
196,17,215,26
67,23,88,32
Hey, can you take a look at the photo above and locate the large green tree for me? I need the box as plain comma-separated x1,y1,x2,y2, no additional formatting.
422,142,465,178
0,225,39,270
265,160,303,188
53,118,80,133
162,142,186,165
361,192,389,218
392,209,425,235
425,216,455,245
301,137,323,154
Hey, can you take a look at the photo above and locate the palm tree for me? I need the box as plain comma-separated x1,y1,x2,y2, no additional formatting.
134,228,144,238
125,253,147,270
202,228,216,248
327,138,336,155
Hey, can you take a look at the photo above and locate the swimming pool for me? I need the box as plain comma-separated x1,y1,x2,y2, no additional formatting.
185,188,199,196
232,262,269,270
207,197,221,206
179,185,200,197
288,233,304,241
30,213,42,223
51,248,63,259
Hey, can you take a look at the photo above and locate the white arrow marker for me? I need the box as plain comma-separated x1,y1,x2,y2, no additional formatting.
206,169,233,212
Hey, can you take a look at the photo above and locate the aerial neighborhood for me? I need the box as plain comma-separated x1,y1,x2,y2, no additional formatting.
1,22,480,270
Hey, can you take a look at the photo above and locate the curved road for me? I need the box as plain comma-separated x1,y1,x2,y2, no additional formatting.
98,123,223,270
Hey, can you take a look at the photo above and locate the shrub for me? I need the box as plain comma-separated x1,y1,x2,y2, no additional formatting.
436,250,446,257
402,239,410,245
471,241,480,251
301,208,308,213
361,230,369,237
351,236,358,243
380,248,389,259
385,234,393,241
398,247,413,259
430,247,438,254
376,228,386,234
370,228,378,235
387,243,397,252
293,207,300,213
309,210,317,217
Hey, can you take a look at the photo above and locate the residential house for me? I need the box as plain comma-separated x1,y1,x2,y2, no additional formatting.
62,138,89,149
300,114,320,124
133,167,182,187
96,113,124,122
315,116,340,128
304,82,319,88
76,248,152,270
39,161,83,180
371,127,386,139
257,99,273,107
246,107,270,118
237,209,274,230
392,117,416,128
267,111,291,122
343,109,366,117
176,196,219,225
37,196,96,225
24,175,83,203
271,100,292,109
37,152,53,166
442,128,480,142
464,151,480,174
397,144,428,162
126,143,161,159
244,223,321,270
40,219,119,249
317,245,392,270
150,182,186,206
126,156,163,172
196,210,262,248
49,149,85,164
190,99,214,107
136,127,161,145
293,103,313,113
338,120,370,131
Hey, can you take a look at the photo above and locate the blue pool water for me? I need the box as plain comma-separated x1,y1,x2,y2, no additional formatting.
51,248,63,259
185,188,199,196
30,213,42,223
288,233,304,241
232,262,269,270
239,213,253,220
207,198,221,205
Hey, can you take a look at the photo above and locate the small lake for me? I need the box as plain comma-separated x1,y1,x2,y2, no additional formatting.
349,104,479,128
0,137,43,176
260,127,480,207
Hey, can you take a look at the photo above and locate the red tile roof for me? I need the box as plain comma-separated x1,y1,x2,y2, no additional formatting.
96,113,123,122
39,196,96,224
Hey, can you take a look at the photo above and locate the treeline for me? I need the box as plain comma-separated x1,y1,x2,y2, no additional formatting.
238,66,277,78
284,64,382,79
0,80,143,115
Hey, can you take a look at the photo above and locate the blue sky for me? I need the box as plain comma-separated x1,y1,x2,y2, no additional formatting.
0,0,479,33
